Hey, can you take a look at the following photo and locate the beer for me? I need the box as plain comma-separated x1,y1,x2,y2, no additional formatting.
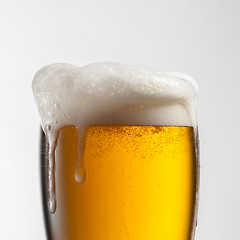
41,125,198,240
34,62,199,240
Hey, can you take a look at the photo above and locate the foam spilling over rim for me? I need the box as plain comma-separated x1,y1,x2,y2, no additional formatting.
32,62,198,213
32,62,198,132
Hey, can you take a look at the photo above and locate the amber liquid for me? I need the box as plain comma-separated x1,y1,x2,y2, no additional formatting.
41,126,198,240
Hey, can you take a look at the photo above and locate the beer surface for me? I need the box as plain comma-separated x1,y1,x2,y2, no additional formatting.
43,125,197,240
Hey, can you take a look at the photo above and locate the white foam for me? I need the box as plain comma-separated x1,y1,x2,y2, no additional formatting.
32,62,198,213
32,62,198,133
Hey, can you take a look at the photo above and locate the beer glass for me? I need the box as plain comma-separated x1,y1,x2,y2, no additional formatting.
34,62,199,240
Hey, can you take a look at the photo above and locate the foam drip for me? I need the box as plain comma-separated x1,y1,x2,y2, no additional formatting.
75,126,87,184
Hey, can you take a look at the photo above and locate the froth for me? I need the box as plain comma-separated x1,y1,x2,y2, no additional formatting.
32,62,198,133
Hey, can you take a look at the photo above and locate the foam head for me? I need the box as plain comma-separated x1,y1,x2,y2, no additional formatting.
32,62,198,134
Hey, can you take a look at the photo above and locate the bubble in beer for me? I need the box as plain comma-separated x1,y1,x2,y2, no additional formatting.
32,62,198,214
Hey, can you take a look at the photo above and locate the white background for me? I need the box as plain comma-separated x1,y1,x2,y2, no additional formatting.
0,0,240,239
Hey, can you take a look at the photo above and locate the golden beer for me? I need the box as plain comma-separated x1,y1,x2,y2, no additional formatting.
41,125,198,240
